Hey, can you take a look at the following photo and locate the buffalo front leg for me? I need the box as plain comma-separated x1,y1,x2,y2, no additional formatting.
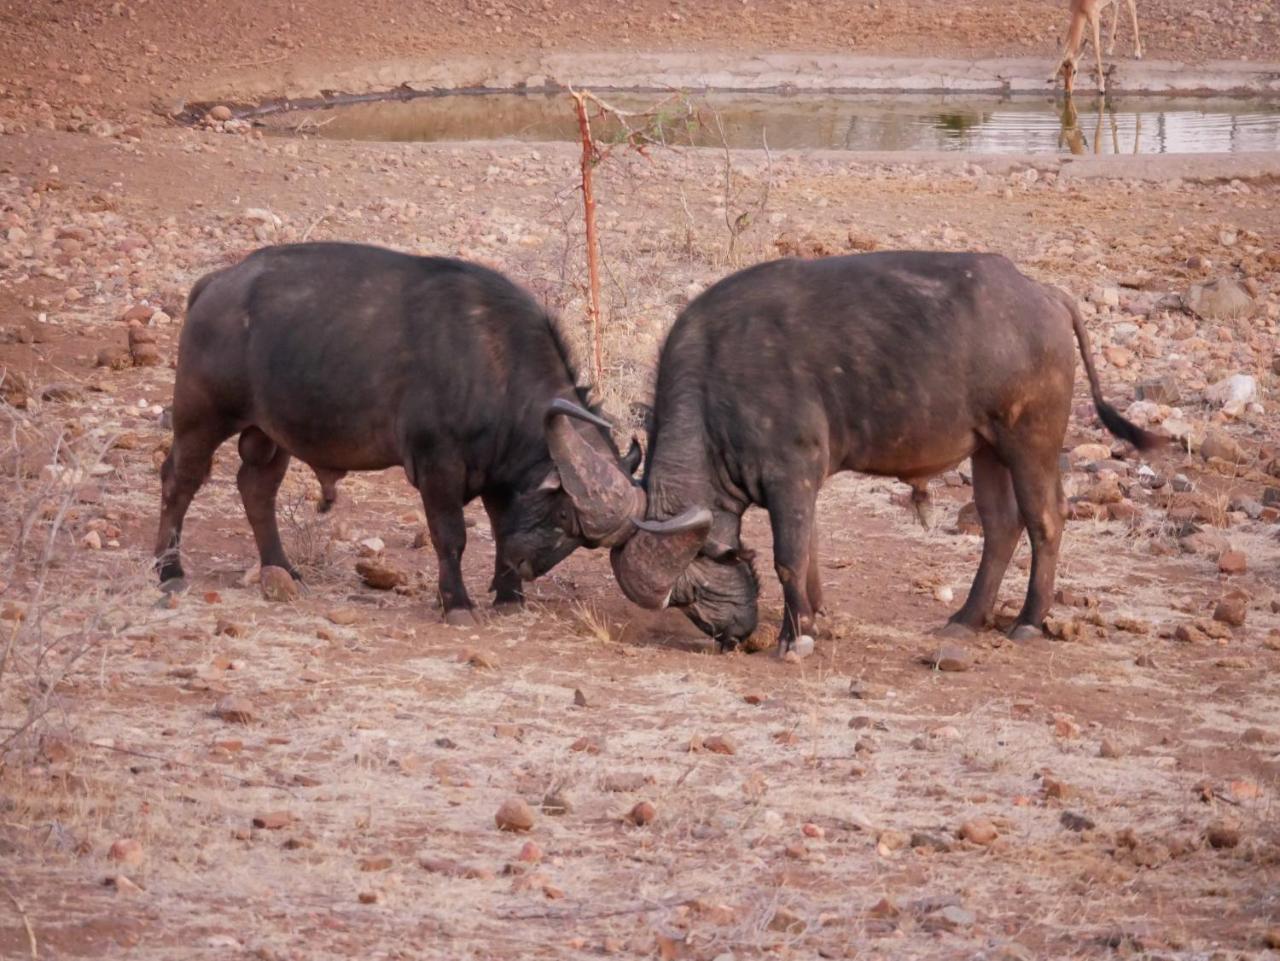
154,422,232,588
943,445,1022,638
767,487,819,658
481,490,524,614
236,427,297,578
418,475,476,627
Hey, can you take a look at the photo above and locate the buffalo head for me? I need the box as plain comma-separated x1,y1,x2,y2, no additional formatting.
502,399,643,582
543,400,759,645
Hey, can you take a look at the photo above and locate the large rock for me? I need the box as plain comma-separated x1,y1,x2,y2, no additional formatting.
1205,374,1258,417
1186,278,1254,320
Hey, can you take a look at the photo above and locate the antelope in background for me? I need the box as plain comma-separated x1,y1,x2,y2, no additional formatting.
1052,0,1143,95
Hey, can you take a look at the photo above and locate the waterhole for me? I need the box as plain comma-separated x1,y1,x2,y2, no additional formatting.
261,90,1280,155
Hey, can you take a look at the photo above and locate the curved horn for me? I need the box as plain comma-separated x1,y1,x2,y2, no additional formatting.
622,436,643,476
545,399,642,547
545,397,613,432
610,507,712,609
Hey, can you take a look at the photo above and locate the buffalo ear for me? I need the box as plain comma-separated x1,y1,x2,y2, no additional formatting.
622,436,643,476
611,508,712,609
545,399,642,546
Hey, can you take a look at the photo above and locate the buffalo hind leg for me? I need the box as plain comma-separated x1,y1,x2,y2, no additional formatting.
1005,445,1067,641
236,427,297,578
942,445,1022,637
767,485,819,658
155,422,234,587
418,471,476,626
805,525,825,627
482,490,524,614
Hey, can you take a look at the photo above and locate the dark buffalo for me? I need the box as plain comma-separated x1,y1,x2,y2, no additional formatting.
549,251,1164,654
155,242,638,623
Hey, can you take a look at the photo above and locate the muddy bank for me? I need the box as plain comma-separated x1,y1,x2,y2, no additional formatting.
195,52,1280,106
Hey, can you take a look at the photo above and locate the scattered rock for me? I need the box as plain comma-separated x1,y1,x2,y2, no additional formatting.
359,856,393,872
259,566,299,602
1200,430,1249,465
1218,550,1247,575
355,558,406,590
326,607,361,626
1213,592,1248,626
252,811,294,830
1206,373,1258,415
213,695,255,724
1186,277,1254,320
495,798,535,832
1099,738,1123,759
1135,377,1179,405
208,105,233,122
929,643,972,672
1060,811,1095,832
1042,777,1074,800
518,841,542,862
572,687,590,708
1205,819,1240,849
569,735,604,754
628,801,657,826
954,501,981,535
602,772,651,793
959,818,998,845
108,838,144,866
701,734,737,755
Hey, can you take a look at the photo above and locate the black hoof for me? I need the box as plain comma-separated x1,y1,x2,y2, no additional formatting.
935,621,977,640
159,576,188,595
493,599,523,616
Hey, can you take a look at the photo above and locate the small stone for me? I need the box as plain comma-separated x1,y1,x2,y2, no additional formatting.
628,801,657,826
357,537,385,556
325,607,360,625
81,529,102,550
802,822,825,839
463,650,498,670
129,342,163,367
954,500,982,534
1206,819,1240,849
930,643,971,672
359,856,393,872
1218,551,1247,575
252,811,293,830
518,841,542,862
1213,592,1248,626
1262,929,1280,950
96,346,132,370
572,687,589,708
355,558,405,590
1135,377,1179,405
767,906,806,934
601,772,650,793
214,618,245,637
208,105,233,122
1099,738,1123,759
495,798,535,832
1042,777,1074,800
702,735,736,755
357,891,378,905
259,566,299,602
1200,430,1249,465
569,735,603,754
910,831,953,853
108,838,144,866
959,818,998,845
1186,277,1254,320
1060,811,1095,832
876,829,909,855
214,695,255,724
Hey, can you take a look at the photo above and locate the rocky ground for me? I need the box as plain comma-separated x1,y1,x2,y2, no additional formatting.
2,2,1280,960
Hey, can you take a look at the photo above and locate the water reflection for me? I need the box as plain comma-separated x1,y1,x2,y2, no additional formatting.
265,91,1280,155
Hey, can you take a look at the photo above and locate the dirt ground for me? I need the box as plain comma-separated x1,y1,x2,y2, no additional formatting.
2,2,1280,960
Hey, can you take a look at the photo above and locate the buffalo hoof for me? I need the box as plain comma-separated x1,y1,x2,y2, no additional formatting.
935,621,977,640
775,634,815,661
159,576,188,595
444,608,478,628
492,600,524,616
1008,623,1045,643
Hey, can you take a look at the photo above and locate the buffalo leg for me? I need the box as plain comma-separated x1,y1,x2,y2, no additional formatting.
767,488,818,656
1006,446,1067,641
805,526,824,620
236,427,297,577
943,445,1022,636
315,468,345,514
482,490,524,613
418,474,475,626
155,421,233,586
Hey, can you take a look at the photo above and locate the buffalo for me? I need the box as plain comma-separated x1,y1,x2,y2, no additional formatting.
549,251,1164,654
155,242,638,623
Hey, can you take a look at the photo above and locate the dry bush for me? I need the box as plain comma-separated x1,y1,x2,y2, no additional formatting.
0,404,145,765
